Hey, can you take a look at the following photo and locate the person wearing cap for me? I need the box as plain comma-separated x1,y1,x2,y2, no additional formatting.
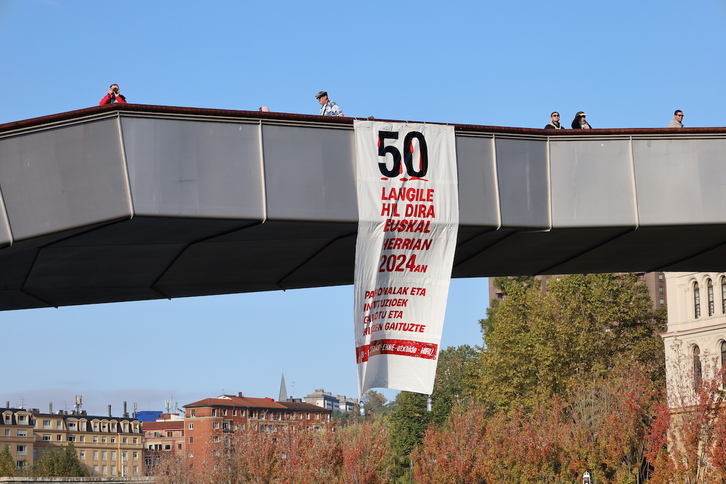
315,91,344,117
571,111,592,129
668,110,684,128
545,112,565,129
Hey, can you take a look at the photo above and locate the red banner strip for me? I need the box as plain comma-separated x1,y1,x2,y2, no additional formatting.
356,339,438,363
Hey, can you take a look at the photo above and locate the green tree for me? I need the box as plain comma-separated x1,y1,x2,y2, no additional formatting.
0,445,16,477
387,391,430,482
471,273,665,410
361,389,389,418
430,344,478,424
34,443,88,477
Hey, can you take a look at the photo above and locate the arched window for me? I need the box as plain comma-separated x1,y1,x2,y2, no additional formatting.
721,276,726,313
693,345,702,391
694,282,701,319
721,341,726,383
708,279,715,316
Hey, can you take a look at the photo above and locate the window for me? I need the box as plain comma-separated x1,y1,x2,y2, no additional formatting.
722,277,726,314
93,436,98,443
67,435,76,442
56,420,62,429
17,430,26,437
43,434,51,441
694,282,701,318
721,341,726,383
188,423,194,430
102,465,107,475
80,436,85,442
658,273,664,280
17,415,26,424
43,419,51,429
3,430,8,436
56,435,62,441
122,437,127,443
188,437,193,444
223,409,227,416
102,451,107,461
133,437,138,444
93,451,99,461
16,445,26,456
190,409,195,417
79,450,85,460
693,345,703,391
166,431,173,437
132,452,138,461
102,437,107,443
111,465,116,476
93,466,99,475
213,421,220,430
708,279,715,316
67,421,76,430
111,451,116,461
110,437,116,443
212,409,218,417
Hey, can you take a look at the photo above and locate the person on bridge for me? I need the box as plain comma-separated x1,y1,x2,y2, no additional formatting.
315,91,344,117
545,112,565,129
99,84,127,105
668,110,684,128
571,111,592,129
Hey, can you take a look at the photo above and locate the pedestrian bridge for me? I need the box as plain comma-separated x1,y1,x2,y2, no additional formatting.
0,104,725,311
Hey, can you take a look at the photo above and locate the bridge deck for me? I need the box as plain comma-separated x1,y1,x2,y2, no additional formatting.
0,104,725,310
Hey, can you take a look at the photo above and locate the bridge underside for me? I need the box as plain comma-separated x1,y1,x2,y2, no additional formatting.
1,104,725,310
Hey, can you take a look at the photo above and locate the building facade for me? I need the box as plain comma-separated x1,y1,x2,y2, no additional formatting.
662,272,726,407
183,393,332,473
0,407,143,476
141,413,184,472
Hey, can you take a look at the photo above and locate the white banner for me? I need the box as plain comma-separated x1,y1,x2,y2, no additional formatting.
353,120,459,396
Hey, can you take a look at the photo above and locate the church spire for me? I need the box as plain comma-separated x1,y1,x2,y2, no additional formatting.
278,373,288,402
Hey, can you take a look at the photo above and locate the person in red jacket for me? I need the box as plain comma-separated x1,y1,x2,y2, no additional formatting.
99,84,127,105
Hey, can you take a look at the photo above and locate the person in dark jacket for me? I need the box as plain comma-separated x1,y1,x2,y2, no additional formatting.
99,84,127,105
545,112,565,129
571,111,591,129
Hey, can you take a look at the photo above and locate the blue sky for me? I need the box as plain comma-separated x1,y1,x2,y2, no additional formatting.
0,0,724,415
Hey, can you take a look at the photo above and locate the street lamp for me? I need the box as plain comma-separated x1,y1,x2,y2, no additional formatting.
583,471,592,484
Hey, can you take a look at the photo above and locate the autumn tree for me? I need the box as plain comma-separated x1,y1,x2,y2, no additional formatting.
646,351,726,483
150,452,192,484
471,273,665,410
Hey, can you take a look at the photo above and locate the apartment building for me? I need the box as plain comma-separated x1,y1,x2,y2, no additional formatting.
0,407,143,476
142,413,184,471
183,393,332,472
